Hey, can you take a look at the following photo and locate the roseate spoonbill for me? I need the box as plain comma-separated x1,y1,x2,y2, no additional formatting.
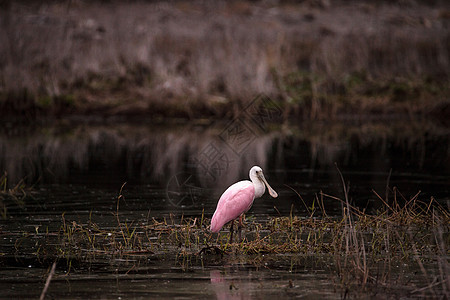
210,166,278,242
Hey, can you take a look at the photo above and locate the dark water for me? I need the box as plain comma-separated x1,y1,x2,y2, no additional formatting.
0,119,449,298
1,119,449,213
1,253,439,299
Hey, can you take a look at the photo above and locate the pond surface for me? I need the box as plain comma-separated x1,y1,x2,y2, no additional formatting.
0,118,449,298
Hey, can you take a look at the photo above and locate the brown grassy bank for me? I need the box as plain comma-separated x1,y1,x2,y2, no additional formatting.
0,1,449,120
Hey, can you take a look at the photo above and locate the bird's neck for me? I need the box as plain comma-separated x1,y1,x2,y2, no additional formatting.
253,180,265,198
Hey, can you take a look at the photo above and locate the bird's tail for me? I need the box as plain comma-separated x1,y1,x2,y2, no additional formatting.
210,214,222,233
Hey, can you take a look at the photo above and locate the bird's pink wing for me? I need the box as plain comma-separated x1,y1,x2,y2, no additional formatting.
210,180,255,232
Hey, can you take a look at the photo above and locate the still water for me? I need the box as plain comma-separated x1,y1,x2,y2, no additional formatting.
0,118,449,298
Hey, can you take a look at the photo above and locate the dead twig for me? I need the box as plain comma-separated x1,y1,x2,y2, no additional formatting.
40,261,57,300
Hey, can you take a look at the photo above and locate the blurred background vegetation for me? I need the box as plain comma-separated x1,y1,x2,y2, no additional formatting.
0,0,449,120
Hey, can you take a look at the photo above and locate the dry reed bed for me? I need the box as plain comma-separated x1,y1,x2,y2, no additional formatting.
51,202,447,257
1,1,449,118
49,185,448,265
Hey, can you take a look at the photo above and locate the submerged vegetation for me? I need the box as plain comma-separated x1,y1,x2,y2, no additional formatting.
1,1,449,120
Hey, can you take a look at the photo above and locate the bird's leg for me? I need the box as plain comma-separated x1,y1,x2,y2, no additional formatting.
238,215,243,243
229,220,234,244
240,214,245,228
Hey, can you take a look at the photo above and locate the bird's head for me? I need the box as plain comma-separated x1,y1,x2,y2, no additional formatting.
250,166,278,198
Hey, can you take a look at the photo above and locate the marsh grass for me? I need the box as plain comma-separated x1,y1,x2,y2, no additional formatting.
23,176,447,297
0,171,33,219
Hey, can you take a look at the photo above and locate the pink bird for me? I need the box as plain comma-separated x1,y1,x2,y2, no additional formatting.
210,166,278,242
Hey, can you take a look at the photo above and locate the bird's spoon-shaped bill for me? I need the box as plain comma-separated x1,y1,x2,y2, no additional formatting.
259,173,278,198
